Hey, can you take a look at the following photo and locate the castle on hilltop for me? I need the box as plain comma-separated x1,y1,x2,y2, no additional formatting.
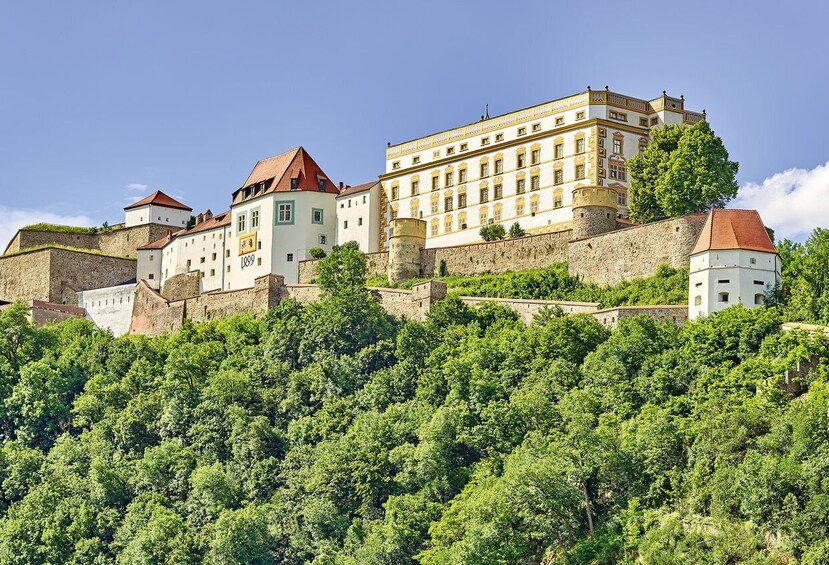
0,88,780,335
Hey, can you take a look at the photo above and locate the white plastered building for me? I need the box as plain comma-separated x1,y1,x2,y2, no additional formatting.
688,209,781,320
335,181,382,252
124,191,192,228
381,88,705,247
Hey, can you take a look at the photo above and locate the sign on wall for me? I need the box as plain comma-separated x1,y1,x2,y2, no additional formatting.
238,232,257,256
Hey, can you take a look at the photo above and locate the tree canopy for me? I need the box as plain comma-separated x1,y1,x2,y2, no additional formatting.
628,120,739,223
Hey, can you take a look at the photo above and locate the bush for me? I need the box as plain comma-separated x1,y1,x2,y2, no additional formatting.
309,247,327,259
508,222,525,238
480,224,506,242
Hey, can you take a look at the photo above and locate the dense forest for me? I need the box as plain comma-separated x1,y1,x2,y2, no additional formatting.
0,232,827,563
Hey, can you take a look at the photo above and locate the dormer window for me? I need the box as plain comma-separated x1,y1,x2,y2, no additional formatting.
317,178,326,192
290,178,299,190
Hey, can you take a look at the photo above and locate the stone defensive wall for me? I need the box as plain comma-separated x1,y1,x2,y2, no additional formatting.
297,213,707,287
128,272,689,337
3,223,171,259
0,247,136,304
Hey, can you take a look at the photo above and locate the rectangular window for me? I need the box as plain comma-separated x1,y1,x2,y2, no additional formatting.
754,280,764,285
555,116,564,126
639,117,649,127
480,162,489,178
446,147,455,156
517,126,527,136
575,164,585,179
319,235,327,245
718,279,731,284
460,143,468,152
344,220,348,229
317,178,326,192
432,176,439,191
494,184,503,199
617,191,627,206
517,153,526,168
554,170,564,184
554,193,563,208
532,123,541,132
237,214,246,233
413,156,421,164
459,169,467,183
651,117,658,126
290,178,299,190
312,208,324,224
392,161,400,170
613,139,622,154
411,180,419,195
480,188,489,203
458,193,467,208
358,217,363,226
531,149,540,165
554,144,564,159
444,217,452,232
445,172,453,186
210,268,216,276
251,209,260,229
493,208,502,221
431,223,438,236
495,133,504,142
516,201,524,216
287,253,294,262
516,178,526,194
531,175,540,191
530,200,539,214
444,196,453,211
481,137,490,146
431,200,439,213
276,202,294,224
576,111,585,120
494,159,503,174
575,138,585,154
391,185,399,200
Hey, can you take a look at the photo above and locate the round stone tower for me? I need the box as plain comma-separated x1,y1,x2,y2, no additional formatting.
571,186,619,240
387,218,426,284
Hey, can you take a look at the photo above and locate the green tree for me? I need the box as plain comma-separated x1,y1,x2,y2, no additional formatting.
316,242,367,294
508,222,525,238
628,120,738,223
479,224,506,241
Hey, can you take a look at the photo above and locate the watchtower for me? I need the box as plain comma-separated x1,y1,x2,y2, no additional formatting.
571,186,619,240
387,218,426,283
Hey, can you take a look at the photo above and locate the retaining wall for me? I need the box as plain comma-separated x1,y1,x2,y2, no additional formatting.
4,223,171,258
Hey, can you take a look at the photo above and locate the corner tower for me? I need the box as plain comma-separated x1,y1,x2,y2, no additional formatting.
571,186,619,239
387,218,426,283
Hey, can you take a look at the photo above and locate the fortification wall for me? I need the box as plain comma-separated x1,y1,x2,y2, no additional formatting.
591,305,689,329
4,224,170,258
298,251,388,284
47,249,136,305
459,296,600,324
78,284,136,336
566,214,706,285
0,252,52,303
423,230,573,277
161,271,202,301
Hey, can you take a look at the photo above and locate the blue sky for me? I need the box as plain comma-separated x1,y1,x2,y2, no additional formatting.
1,0,827,244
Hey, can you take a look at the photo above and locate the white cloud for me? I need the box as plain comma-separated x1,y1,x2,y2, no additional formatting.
733,162,829,241
0,207,93,252
126,183,148,192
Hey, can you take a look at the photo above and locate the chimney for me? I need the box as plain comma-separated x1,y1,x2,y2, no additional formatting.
203,209,213,221
339,181,344,191
166,229,173,241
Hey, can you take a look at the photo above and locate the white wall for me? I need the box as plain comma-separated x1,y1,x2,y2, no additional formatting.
125,205,191,228
226,191,337,287
78,284,136,336
336,184,381,252
156,223,230,293
688,249,781,320
137,249,162,289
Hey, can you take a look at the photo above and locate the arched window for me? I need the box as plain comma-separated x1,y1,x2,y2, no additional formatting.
530,194,540,215
515,197,525,217
458,211,468,230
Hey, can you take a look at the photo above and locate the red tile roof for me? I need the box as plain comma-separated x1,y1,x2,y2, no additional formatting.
337,181,379,198
125,190,192,211
136,211,231,251
691,209,777,255
232,147,340,205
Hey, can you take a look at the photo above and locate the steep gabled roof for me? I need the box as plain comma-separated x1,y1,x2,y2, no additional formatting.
124,190,192,211
337,181,380,198
691,209,777,255
232,146,339,205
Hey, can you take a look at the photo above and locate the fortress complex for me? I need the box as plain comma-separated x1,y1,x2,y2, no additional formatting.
0,87,779,335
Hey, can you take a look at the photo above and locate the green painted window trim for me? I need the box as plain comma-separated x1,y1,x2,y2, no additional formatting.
275,200,295,225
236,211,248,233
311,208,324,224
249,206,261,231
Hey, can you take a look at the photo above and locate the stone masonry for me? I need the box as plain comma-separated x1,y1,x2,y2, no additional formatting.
4,223,172,259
